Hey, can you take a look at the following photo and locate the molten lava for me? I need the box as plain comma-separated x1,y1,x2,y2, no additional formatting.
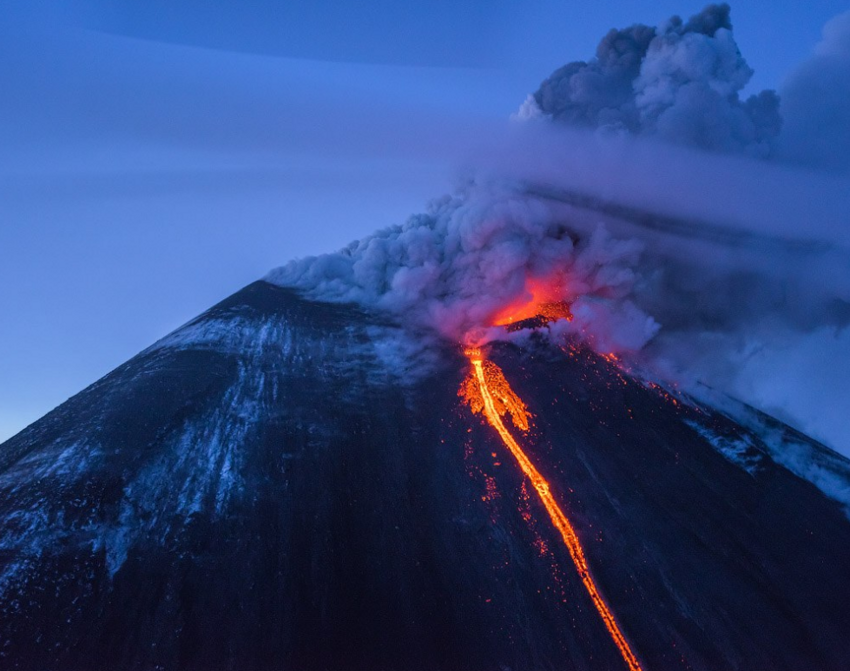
460,348,643,671
459,349,530,431
491,277,573,328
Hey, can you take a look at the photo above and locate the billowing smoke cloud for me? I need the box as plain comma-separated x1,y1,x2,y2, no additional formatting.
267,5,850,458
523,4,781,157
780,10,850,173
269,187,655,347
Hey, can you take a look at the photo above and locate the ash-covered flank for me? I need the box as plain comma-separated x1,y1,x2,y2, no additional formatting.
1,281,849,671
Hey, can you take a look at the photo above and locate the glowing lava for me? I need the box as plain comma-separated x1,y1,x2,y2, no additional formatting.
460,347,643,671
491,277,573,328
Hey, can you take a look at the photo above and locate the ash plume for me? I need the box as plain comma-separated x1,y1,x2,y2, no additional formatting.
268,5,850,456
780,10,850,173
521,3,781,157
269,188,650,345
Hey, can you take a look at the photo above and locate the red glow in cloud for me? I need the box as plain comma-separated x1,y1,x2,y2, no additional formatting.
490,275,573,328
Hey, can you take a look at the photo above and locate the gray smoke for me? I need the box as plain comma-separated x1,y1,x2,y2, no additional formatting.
267,6,850,457
522,4,781,157
780,10,850,173
268,186,655,346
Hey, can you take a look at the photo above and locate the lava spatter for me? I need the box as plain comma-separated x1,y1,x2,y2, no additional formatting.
460,346,643,671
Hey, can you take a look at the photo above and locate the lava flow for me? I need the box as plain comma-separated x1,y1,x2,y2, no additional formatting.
460,347,643,671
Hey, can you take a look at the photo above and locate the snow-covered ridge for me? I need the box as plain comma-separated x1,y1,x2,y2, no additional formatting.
684,384,850,515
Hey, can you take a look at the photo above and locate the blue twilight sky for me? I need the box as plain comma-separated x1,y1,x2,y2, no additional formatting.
1,0,848,443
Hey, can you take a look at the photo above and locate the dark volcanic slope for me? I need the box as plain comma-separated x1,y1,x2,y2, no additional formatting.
1,281,849,671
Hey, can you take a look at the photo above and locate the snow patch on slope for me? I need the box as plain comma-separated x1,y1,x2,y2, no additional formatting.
683,420,762,475
150,314,295,358
689,387,850,516
0,304,421,590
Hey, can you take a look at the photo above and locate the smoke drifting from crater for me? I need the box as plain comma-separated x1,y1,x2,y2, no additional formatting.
268,5,850,456
269,188,654,347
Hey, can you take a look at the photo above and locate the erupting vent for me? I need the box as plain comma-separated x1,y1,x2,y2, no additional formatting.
490,277,573,330
501,301,573,332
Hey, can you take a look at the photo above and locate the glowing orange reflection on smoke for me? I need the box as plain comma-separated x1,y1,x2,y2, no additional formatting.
460,348,643,671
491,277,573,327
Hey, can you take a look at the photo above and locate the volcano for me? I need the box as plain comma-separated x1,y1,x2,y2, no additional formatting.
2,279,850,671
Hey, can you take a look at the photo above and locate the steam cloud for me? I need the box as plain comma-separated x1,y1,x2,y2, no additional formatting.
268,5,850,457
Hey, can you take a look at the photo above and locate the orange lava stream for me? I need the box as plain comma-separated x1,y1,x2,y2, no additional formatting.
462,348,643,671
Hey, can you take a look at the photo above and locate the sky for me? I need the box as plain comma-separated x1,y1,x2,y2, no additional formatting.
1,0,849,446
